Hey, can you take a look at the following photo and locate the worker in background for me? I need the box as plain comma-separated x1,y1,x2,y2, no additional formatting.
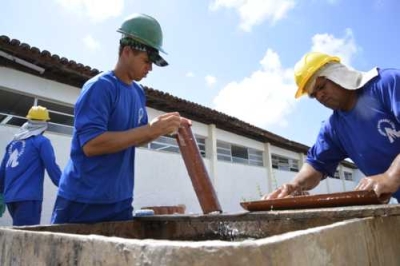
0,105,61,226
51,13,182,224
263,52,400,203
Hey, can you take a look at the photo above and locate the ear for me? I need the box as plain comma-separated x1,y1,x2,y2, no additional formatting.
122,46,131,56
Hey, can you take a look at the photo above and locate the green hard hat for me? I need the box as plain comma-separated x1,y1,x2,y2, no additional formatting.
117,13,166,54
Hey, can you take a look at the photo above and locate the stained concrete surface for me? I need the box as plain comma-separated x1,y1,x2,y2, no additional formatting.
1,205,400,265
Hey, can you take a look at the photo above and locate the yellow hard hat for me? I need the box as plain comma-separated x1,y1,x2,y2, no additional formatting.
294,52,340,98
26,105,50,121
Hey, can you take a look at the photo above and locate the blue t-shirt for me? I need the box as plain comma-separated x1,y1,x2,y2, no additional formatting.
57,71,148,204
0,135,61,203
307,68,400,198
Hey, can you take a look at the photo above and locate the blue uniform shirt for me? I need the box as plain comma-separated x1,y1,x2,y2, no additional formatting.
0,135,61,203
57,71,148,204
307,68,400,199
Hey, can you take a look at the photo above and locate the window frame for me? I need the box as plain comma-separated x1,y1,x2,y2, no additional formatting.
271,154,299,172
143,134,207,157
0,89,74,135
217,140,264,166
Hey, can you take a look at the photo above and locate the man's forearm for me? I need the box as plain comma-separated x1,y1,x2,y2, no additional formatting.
292,163,324,191
385,153,400,186
83,125,158,156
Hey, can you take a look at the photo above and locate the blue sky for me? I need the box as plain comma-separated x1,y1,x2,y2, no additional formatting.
1,0,399,147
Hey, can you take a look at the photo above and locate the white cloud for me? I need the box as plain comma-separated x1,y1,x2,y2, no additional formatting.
205,75,217,86
186,72,195,78
83,35,100,51
56,0,124,22
209,0,295,32
212,30,359,129
213,49,295,128
310,28,359,66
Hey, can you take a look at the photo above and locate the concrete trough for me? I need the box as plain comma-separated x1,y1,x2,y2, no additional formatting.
1,204,400,265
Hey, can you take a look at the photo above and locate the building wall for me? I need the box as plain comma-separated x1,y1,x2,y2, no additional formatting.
0,67,79,106
215,161,268,213
134,148,205,214
0,68,360,226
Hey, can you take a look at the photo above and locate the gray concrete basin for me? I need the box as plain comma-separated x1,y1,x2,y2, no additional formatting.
1,205,400,265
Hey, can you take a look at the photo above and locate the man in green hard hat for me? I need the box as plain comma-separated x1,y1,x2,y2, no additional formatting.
51,14,182,224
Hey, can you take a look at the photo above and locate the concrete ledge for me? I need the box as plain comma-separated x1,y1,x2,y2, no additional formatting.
20,204,400,240
1,215,400,265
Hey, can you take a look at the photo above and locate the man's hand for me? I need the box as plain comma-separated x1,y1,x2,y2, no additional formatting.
261,183,305,200
149,112,182,136
355,153,400,202
355,173,399,203
261,163,322,200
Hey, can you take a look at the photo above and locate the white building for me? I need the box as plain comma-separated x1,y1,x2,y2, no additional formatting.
0,35,360,226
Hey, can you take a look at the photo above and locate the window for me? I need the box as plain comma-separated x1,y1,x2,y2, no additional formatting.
150,135,180,153
144,135,206,157
0,89,74,135
344,171,353,181
329,170,341,179
38,99,74,135
248,148,263,166
217,141,231,162
334,170,340,179
196,137,206,157
271,154,299,172
0,89,34,118
329,170,352,180
1,115,26,127
217,141,263,166
38,99,74,126
231,145,248,164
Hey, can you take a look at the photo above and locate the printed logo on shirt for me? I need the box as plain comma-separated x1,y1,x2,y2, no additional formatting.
138,108,144,125
377,119,400,143
6,140,26,168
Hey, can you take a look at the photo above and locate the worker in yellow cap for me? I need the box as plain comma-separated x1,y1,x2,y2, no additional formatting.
51,14,182,224
0,105,61,225
263,51,400,203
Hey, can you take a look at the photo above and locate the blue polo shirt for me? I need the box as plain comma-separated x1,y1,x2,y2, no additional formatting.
57,71,148,204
